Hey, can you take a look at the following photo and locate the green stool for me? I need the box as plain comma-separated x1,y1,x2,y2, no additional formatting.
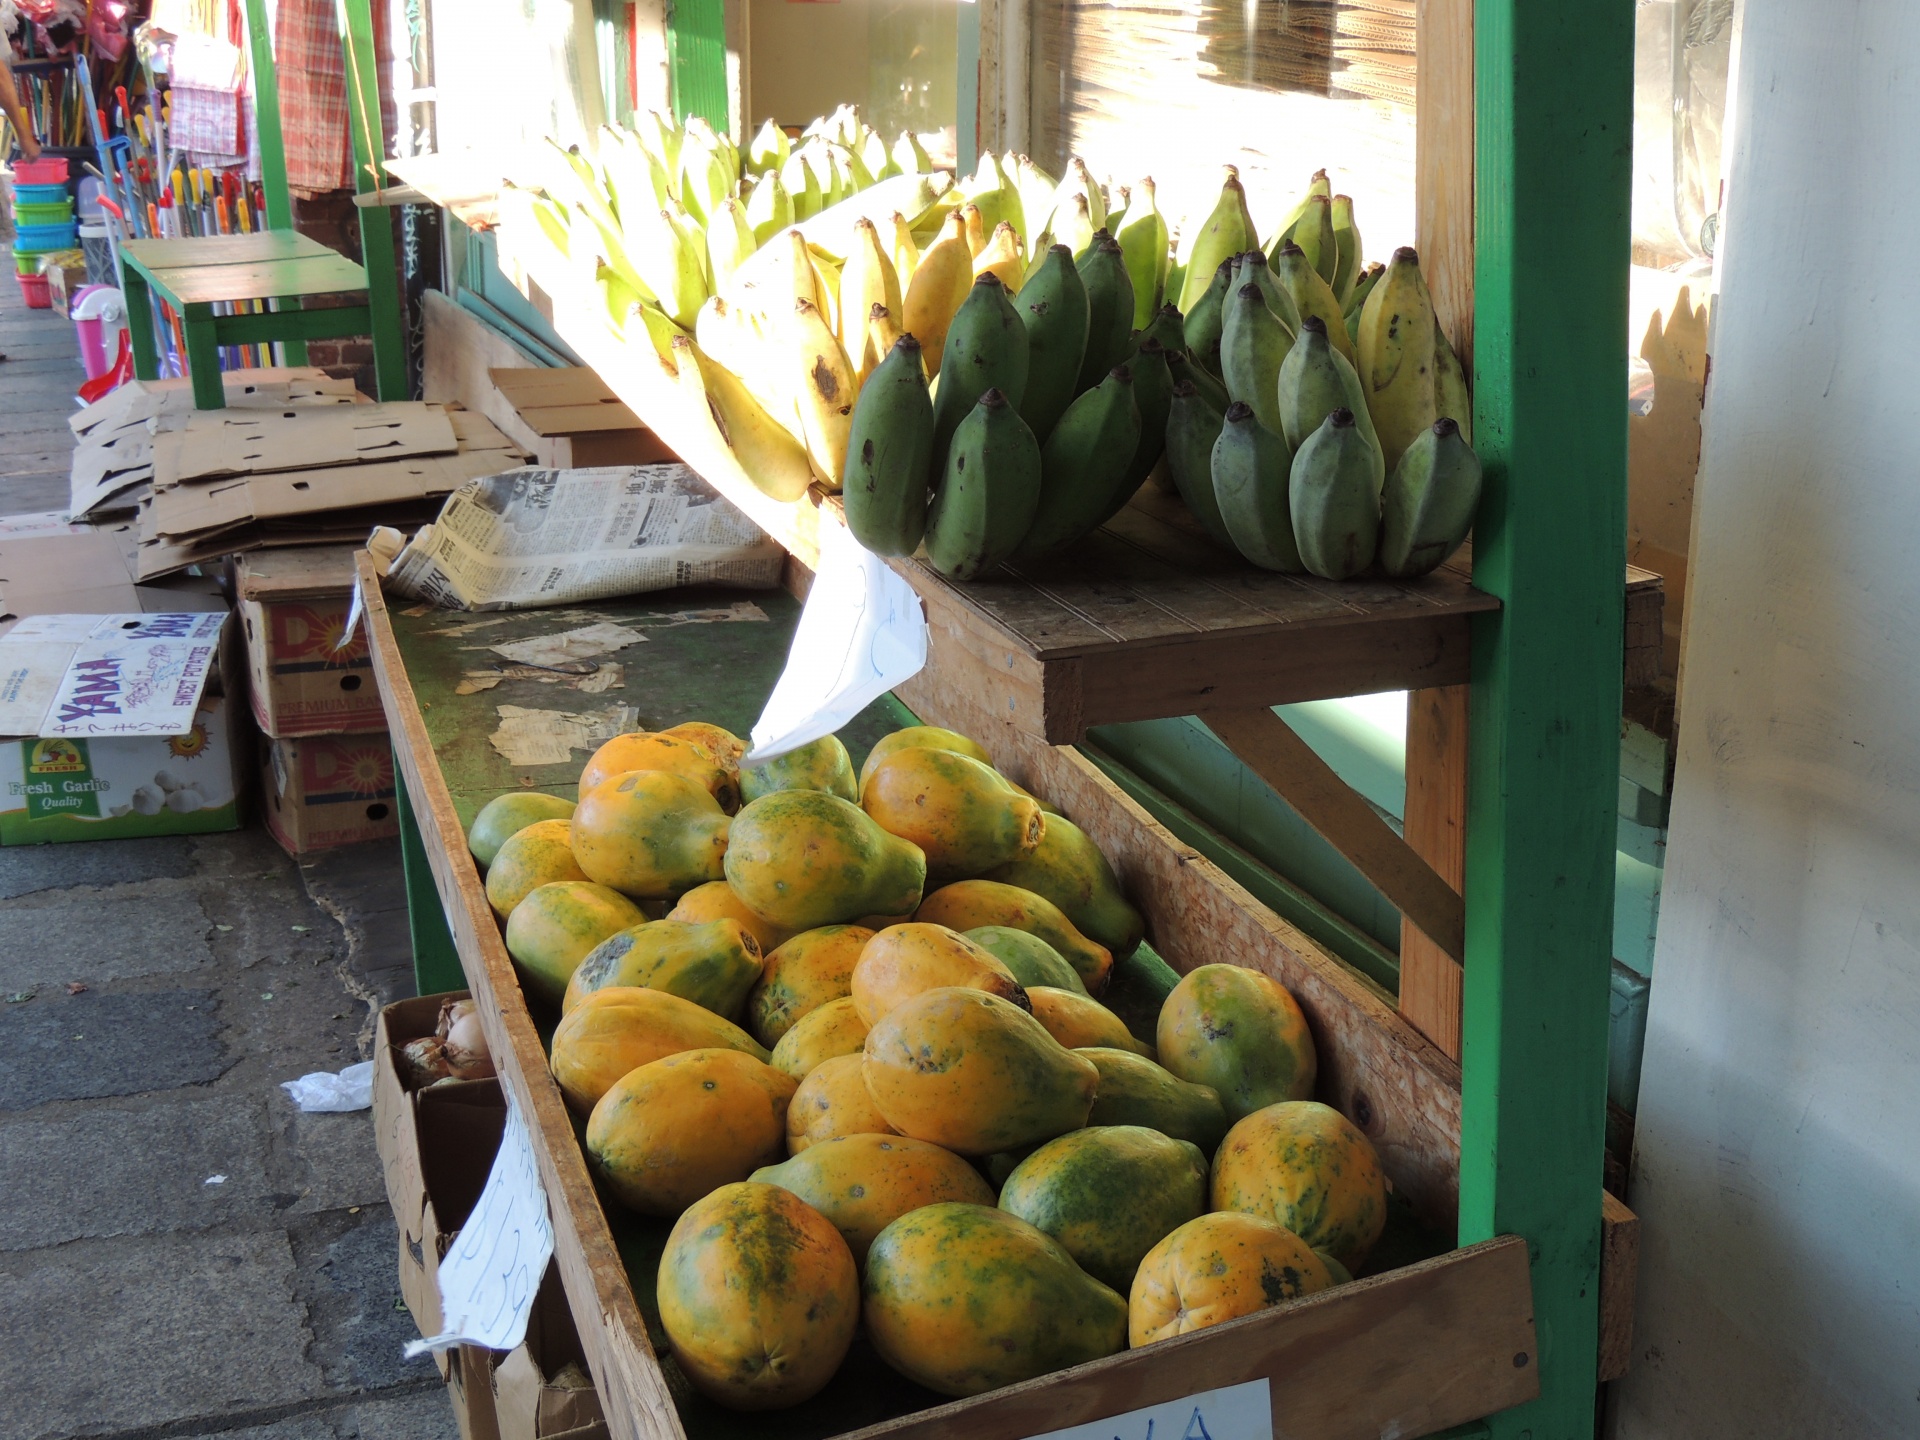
118,232,400,410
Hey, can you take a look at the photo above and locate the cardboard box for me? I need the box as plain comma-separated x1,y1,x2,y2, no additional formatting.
487,367,676,469
234,547,384,737
45,260,90,318
261,731,399,854
0,525,226,633
493,1269,610,1440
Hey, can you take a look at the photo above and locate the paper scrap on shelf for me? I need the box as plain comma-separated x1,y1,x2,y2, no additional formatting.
743,524,927,766
490,622,647,668
374,465,785,612
1020,1378,1271,1440
489,704,638,766
404,1097,553,1358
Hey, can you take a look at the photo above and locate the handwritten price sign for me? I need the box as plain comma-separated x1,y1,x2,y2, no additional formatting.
1024,1379,1273,1440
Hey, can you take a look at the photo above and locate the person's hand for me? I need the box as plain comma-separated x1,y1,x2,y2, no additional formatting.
19,131,41,161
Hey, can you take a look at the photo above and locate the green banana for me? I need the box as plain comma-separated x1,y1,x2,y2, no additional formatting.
931,273,1032,476
633,110,681,178
1355,246,1438,470
1164,380,1235,549
1109,338,1173,515
745,173,795,246
1379,418,1482,579
1290,195,1339,288
1345,261,1384,319
746,117,790,176
925,389,1044,580
1075,232,1137,394
1232,250,1300,337
1330,195,1362,306
1011,154,1060,261
1114,178,1171,329
1014,244,1090,445
1271,243,1354,365
1211,401,1301,572
1057,158,1107,231
1432,317,1473,444
1181,259,1234,375
1219,283,1291,440
1270,169,1331,252
1289,408,1381,580
706,199,757,289
843,335,937,556
1176,168,1255,313
962,151,1021,235
781,146,824,221
1142,302,1186,355
862,127,897,181
1165,348,1230,412
1016,366,1142,557
893,130,933,176
1276,317,1383,488
1051,192,1097,260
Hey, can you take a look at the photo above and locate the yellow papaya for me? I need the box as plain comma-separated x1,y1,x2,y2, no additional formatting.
586,1047,796,1215
857,725,994,790
999,1125,1209,1292
863,1202,1127,1396
746,925,873,1047
770,995,870,1078
659,719,747,770
862,987,1098,1154
549,985,769,1112
785,1052,897,1152
563,917,763,1019
1128,1211,1333,1346
1026,987,1152,1057
739,734,859,805
861,748,1045,881
754,1133,993,1262
915,880,1113,992
504,881,648,1006
850,923,1028,1025
1211,1100,1387,1271
1157,963,1317,1122
468,791,574,868
666,879,798,954
484,819,588,919
579,731,740,812
571,769,732,901
1080,1047,1230,1152
725,790,927,930
964,925,1087,994
658,1181,858,1410
986,815,1145,958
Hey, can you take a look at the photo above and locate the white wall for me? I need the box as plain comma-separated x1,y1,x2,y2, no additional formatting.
1613,3,1920,1436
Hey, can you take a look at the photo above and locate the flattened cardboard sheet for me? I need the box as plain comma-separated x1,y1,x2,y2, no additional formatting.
155,402,461,486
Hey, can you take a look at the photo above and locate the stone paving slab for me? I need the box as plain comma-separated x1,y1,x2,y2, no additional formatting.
296,1208,449,1395
0,835,195,900
174,1386,459,1440
0,885,216,988
0,987,230,1110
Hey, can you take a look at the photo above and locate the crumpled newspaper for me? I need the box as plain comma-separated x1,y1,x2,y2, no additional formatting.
280,1060,375,1112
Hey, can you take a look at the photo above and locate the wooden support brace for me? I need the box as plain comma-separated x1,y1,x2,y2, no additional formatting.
1400,685,1470,1057
1198,706,1467,965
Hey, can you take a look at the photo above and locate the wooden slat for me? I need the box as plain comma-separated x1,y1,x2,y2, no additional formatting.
1599,1191,1640,1382
895,669,1469,1229
1416,0,1474,360
357,554,688,1440
1199,705,1467,965
838,1239,1538,1440
1400,685,1469,1057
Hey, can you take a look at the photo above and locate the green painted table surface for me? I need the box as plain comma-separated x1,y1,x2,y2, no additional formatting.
386,584,908,833
121,232,337,268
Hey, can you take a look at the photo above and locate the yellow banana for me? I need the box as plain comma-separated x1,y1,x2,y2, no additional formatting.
865,302,904,384
892,130,932,176
838,218,905,361
902,214,975,376
1355,246,1439,470
890,212,921,292
706,199,757,289
784,298,858,488
695,294,806,444
973,222,1025,292
672,336,815,503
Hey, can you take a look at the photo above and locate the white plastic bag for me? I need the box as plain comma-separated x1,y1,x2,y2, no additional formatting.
280,1060,375,1113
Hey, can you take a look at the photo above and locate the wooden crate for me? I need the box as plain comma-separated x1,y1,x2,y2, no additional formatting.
360,554,1539,1440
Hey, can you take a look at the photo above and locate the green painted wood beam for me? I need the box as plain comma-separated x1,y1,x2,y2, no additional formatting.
667,0,729,131
336,0,410,400
397,771,463,996
242,0,295,233
1462,1,1633,1436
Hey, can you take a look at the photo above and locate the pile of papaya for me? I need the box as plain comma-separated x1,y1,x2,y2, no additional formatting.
467,720,1389,1411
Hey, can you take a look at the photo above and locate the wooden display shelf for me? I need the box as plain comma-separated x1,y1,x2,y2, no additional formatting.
359,553,1545,1440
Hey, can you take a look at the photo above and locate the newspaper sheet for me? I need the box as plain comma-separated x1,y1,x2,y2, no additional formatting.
375,465,785,612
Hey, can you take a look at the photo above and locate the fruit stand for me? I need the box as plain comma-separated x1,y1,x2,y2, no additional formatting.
355,0,1636,1433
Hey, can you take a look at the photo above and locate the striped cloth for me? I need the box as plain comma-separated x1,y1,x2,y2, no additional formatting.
274,0,397,196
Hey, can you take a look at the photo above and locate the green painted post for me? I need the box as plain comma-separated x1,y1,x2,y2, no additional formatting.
1460,0,1633,1436
667,0,730,130
397,771,464,996
243,0,309,364
336,0,410,401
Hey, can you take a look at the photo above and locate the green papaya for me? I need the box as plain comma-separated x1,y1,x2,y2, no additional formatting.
1079,1046,1229,1152
1157,963,1316,1123
564,916,765,1020
964,925,1088,994
740,734,859,804
986,813,1144,957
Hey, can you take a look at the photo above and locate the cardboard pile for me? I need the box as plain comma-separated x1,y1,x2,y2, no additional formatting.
137,400,525,579
68,368,363,522
375,995,611,1440
238,545,400,855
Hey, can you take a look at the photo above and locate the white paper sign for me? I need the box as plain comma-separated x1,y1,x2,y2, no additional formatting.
404,1097,555,1357
743,523,928,766
41,614,227,738
1022,1379,1273,1440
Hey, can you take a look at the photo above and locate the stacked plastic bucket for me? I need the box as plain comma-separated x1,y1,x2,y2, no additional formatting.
12,156,76,308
